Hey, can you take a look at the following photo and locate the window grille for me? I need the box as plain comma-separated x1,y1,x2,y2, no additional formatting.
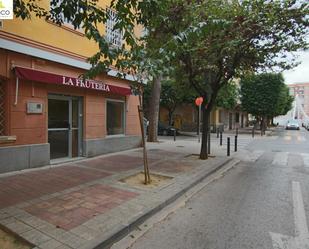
0,81,5,136
106,8,122,48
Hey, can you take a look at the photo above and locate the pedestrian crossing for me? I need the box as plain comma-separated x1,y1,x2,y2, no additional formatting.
283,135,306,142
271,152,309,167
272,152,288,166
300,153,309,166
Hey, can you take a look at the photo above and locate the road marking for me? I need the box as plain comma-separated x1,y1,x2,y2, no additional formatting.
297,136,306,142
272,152,288,166
270,181,309,249
301,153,309,167
284,136,292,141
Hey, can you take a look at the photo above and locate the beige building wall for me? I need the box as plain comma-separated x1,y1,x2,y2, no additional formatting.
288,83,309,119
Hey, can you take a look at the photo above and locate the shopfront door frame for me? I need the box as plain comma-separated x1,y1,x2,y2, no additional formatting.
48,94,83,160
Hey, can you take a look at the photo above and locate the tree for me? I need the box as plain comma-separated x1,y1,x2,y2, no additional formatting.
143,78,196,126
157,0,308,159
216,83,238,110
14,0,308,159
240,73,293,130
277,85,294,117
160,80,196,125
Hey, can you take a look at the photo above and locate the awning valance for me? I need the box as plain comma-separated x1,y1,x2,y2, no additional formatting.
14,66,132,96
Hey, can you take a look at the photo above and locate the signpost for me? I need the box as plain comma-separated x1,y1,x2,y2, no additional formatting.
195,97,203,143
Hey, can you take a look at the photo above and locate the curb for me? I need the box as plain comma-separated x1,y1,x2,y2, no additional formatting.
84,157,234,249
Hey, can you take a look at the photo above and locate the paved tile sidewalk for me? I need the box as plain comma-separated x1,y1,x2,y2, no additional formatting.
0,135,259,249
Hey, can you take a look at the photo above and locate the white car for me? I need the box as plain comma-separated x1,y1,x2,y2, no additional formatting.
286,120,300,130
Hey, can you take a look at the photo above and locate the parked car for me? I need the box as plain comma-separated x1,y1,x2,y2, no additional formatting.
158,122,179,136
286,120,300,130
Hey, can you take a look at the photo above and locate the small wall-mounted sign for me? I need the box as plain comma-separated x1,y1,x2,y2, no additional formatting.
27,102,43,114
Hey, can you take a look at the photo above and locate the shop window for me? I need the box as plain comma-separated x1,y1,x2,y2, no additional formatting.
105,8,122,48
107,100,125,135
0,81,5,136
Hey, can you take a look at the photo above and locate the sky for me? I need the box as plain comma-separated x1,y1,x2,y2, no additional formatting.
282,50,309,85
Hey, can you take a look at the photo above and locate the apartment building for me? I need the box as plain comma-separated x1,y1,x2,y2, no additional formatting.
0,1,141,173
288,82,309,119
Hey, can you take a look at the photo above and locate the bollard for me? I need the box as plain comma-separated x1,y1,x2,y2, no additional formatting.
217,128,219,138
174,129,176,141
227,137,230,156
234,135,237,152
252,128,255,138
208,132,211,154
220,132,223,146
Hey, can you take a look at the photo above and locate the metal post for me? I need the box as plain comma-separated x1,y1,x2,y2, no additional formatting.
227,137,230,156
217,128,219,138
198,105,201,143
174,129,176,141
220,132,223,146
234,135,237,152
208,131,211,154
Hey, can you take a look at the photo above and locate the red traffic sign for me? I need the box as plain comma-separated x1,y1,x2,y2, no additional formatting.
195,97,203,106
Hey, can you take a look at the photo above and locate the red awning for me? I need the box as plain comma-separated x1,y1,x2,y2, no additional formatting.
14,66,132,96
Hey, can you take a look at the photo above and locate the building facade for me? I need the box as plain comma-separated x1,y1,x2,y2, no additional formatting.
159,104,248,132
288,82,309,119
0,1,142,173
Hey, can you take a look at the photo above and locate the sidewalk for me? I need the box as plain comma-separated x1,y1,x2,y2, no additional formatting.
0,135,260,249
180,127,274,137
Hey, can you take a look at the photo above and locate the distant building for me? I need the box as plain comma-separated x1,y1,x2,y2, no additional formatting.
159,104,248,132
288,83,309,119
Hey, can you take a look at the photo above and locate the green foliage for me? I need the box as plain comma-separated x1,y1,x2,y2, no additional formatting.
216,83,239,110
161,79,196,106
143,78,196,118
277,85,294,116
240,73,292,118
162,0,308,105
13,0,309,83
14,0,308,156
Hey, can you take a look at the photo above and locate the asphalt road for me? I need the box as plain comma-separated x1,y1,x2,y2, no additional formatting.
128,128,309,249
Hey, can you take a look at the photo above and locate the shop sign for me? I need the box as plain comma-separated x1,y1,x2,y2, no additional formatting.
14,66,132,96
62,76,110,92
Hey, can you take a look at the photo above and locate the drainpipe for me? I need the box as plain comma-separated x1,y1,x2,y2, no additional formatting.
14,77,19,106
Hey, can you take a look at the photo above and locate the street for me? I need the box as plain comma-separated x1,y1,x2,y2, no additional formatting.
126,128,309,249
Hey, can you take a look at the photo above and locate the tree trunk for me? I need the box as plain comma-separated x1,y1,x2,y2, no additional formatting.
137,105,151,184
260,117,263,131
200,105,210,160
260,116,267,134
147,76,162,142
168,110,173,126
197,106,200,135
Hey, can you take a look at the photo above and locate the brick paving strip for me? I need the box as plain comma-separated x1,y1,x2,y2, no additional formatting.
0,148,236,249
